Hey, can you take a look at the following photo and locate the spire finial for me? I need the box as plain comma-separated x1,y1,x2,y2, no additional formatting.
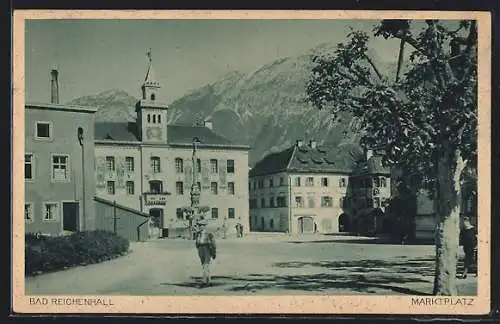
147,48,152,63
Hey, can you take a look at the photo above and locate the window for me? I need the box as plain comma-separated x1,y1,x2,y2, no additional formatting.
373,177,381,188
25,154,34,180
321,177,329,187
126,181,135,195
176,181,184,195
308,196,315,208
295,177,301,187
175,158,183,173
270,219,274,229
107,181,115,195
158,114,161,123
321,196,333,207
176,208,184,220
269,177,274,187
147,114,151,123
279,177,285,186
211,182,218,195
277,196,287,207
380,177,387,188
210,159,218,173
269,197,275,208
211,207,219,219
36,121,51,139
228,182,235,195
260,198,266,208
151,94,156,101
43,202,58,221
228,208,235,219
149,180,163,193
52,155,69,181
248,181,252,191
151,156,161,173
339,197,344,208
125,157,134,172
227,159,235,173
306,177,314,187
339,178,346,188
197,182,201,192
249,199,257,209
153,114,156,123
25,203,33,223
106,156,115,172
295,196,304,208
258,179,264,189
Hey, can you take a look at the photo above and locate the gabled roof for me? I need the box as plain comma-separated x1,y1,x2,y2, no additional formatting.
250,142,363,177
94,121,248,148
95,122,140,142
352,155,391,175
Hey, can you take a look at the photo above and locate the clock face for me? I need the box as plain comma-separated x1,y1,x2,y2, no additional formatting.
146,126,162,140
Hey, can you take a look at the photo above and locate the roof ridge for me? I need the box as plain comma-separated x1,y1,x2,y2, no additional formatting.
284,144,297,171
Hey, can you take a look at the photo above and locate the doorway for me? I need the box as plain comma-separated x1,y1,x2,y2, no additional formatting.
62,201,79,232
298,216,314,234
338,213,348,232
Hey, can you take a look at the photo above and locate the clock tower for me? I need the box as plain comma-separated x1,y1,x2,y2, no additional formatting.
136,49,168,143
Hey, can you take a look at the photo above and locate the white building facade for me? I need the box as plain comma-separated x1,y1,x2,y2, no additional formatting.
94,55,250,237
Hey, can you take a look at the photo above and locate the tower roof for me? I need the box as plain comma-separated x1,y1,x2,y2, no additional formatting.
143,48,160,88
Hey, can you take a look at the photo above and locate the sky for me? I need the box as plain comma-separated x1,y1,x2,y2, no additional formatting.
24,19,433,104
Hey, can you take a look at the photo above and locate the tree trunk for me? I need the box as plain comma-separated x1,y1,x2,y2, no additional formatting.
433,147,466,295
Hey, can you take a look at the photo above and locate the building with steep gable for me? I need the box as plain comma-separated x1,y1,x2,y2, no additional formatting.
249,140,392,235
93,53,250,238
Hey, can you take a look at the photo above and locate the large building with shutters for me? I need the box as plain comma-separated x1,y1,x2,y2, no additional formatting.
249,140,391,235
93,55,250,237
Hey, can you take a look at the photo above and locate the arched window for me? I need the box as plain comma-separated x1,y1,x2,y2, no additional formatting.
150,93,156,101
152,114,156,123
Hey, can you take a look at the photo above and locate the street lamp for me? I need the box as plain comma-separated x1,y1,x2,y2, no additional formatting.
77,127,85,231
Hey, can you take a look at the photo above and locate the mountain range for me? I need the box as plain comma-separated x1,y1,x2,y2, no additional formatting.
68,43,399,166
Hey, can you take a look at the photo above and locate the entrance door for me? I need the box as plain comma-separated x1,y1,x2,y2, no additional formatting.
62,202,79,232
338,214,347,232
298,216,314,234
149,208,164,228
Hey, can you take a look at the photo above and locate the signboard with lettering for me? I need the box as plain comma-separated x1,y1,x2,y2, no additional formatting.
96,157,106,188
144,193,167,206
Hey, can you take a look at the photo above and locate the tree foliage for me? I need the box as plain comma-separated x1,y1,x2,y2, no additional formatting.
307,20,477,193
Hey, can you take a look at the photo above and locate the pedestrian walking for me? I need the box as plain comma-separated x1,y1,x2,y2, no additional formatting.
459,216,477,279
193,219,217,286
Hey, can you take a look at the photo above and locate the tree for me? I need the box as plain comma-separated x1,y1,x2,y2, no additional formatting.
306,20,477,295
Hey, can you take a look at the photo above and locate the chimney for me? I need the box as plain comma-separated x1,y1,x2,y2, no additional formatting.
309,139,317,149
296,139,304,147
50,67,59,104
204,116,213,130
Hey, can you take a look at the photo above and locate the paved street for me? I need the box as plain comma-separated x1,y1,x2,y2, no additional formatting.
26,234,477,296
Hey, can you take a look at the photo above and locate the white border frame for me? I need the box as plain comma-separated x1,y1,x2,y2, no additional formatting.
12,10,491,315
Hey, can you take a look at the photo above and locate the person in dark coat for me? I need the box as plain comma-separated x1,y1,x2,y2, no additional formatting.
193,220,216,285
459,216,477,279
